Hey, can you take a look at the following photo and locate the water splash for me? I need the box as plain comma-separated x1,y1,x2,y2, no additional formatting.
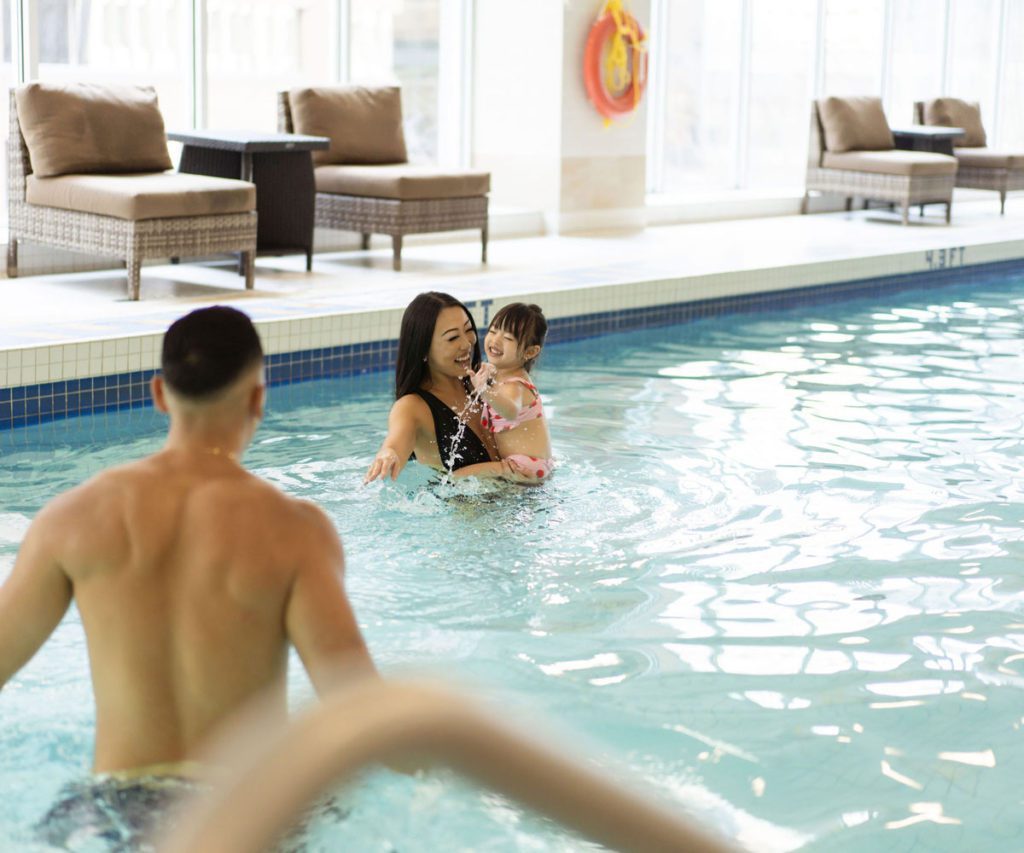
439,383,488,486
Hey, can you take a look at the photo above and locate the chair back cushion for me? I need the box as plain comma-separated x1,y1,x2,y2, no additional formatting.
816,96,894,153
15,82,173,178
288,86,408,165
923,98,987,147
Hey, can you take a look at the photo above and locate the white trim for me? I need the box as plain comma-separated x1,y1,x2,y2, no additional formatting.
941,0,952,94
335,0,351,82
13,0,38,82
992,0,1007,143
191,0,208,128
881,0,894,105
735,0,752,189
645,0,670,194
438,0,471,167
813,0,826,97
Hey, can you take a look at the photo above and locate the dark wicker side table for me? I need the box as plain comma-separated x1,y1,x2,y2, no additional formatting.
168,130,329,271
890,126,965,156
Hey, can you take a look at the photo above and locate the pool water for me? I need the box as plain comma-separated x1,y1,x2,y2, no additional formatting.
2,273,1023,851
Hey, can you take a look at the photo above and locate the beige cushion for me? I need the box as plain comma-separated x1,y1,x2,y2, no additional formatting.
15,82,173,178
822,150,957,176
817,96,894,153
924,98,987,147
315,164,490,200
288,86,407,166
26,172,256,221
953,147,1024,170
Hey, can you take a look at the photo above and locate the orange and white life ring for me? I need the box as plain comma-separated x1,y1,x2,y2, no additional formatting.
583,0,648,123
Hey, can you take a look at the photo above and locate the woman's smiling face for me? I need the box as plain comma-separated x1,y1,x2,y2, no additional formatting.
427,306,477,379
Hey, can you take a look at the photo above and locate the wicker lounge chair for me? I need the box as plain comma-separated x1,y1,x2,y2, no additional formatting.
7,84,257,300
914,98,1024,215
802,96,957,224
279,86,489,271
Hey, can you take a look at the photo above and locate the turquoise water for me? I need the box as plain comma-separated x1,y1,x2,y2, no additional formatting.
2,274,1024,851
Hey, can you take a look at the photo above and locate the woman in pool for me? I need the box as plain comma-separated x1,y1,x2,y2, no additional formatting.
365,291,517,483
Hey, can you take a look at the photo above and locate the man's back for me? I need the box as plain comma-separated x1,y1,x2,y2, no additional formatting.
0,306,374,780
31,446,364,772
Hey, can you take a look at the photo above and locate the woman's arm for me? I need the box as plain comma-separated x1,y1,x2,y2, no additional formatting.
364,397,421,483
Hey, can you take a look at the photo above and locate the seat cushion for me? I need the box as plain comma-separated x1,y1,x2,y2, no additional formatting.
288,86,408,166
26,172,256,221
15,82,173,178
314,164,490,200
952,147,1024,170
822,150,957,176
924,98,987,147
817,96,894,153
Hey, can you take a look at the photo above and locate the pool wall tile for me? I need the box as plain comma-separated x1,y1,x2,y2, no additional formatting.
2,255,1024,430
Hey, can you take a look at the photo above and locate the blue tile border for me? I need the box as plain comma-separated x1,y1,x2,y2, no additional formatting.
2,256,1023,431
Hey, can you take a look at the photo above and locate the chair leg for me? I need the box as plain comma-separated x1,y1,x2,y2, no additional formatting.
6,238,17,278
799,192,809,215
946,202,952,224
392,235,402,271
306,249,313,272
844,197,852,211
1000,191,1006,215
481,224,488,264
242,251,255,290
918,204,924,216
127,255,142,301
901,203,910,226
361,233,371,250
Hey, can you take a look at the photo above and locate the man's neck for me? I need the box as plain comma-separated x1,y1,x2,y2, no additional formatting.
164,421,249,462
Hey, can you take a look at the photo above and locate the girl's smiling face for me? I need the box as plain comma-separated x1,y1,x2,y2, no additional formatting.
484,325,523,371
427,306,477,379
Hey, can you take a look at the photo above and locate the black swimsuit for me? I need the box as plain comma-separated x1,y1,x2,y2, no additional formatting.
413,388,492,470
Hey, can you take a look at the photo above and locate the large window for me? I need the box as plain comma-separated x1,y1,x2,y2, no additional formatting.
887,0,945,127
659,0,742,192
35,0,191,129
649,0,1024,196
350,0,440,162
205,0,334,131
745,0,816,188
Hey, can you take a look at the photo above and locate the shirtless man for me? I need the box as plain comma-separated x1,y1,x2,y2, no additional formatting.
0,306,374,840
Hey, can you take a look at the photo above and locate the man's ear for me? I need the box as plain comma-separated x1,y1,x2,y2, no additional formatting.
249,382,265,420
151,375,170,414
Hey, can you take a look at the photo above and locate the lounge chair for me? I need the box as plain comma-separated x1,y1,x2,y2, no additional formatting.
915,98,1024,215
802,96,957,224
7,83,257,300
278,86,490,271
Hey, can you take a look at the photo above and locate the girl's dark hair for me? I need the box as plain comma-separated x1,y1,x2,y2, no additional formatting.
162,306,264,399
489,303,547,372
395,292,482,399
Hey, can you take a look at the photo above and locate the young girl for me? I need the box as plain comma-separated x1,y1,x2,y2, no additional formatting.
456,303,554,483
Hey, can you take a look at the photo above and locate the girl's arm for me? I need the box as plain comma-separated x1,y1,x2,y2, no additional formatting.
480,381,525,420
364,396,420,483
451,458,536,483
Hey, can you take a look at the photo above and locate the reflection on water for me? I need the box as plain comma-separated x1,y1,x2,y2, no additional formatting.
2,273,1024,850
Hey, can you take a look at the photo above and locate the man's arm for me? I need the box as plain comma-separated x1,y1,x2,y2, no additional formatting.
284,502,377,695
0,504,73,689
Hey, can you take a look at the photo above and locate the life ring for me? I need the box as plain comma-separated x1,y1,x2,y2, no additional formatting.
583,2,648,122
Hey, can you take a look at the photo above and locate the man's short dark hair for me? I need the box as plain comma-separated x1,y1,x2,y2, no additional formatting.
161,306,264,399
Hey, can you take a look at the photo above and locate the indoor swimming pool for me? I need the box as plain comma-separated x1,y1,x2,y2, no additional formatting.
1,271,1023,851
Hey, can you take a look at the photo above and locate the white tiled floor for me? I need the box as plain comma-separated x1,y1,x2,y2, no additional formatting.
2,197,1023,356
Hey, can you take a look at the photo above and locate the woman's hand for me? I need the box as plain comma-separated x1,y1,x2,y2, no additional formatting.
468,362,497,395
364,447,401,484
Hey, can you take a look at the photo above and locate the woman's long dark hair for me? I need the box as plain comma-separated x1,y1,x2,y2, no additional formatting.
394,292,482,399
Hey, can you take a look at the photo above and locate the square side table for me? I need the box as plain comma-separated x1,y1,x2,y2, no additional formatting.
168,130,330,271
890,125,965,157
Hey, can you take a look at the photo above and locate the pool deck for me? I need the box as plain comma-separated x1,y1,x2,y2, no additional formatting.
1,196,1023,414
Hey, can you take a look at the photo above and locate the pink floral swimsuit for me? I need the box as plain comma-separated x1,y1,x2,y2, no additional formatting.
480,377,554,480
